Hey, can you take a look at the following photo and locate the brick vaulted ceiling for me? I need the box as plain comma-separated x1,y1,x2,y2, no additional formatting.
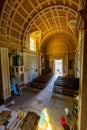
0,0,83,53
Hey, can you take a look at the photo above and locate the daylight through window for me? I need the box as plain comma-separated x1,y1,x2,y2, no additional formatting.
30,37,35,51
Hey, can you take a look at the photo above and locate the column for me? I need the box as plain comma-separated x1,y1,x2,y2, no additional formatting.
78,6,87,130
0,48,11,101
37,51,41,75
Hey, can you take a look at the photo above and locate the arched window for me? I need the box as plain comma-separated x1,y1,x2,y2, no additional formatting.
29,37,36,51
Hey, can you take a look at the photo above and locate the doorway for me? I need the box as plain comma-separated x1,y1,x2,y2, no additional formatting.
54,59,63,76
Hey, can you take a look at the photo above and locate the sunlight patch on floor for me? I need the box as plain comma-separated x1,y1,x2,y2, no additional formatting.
37,108,52,130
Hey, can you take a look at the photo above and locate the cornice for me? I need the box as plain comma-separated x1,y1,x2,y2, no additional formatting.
0,34,22,50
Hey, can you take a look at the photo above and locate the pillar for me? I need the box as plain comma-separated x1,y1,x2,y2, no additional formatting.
0,48,11,102
38,52,41,75
78,6,87,130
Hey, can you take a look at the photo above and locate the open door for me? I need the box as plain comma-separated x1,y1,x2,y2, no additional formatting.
54,59,63,76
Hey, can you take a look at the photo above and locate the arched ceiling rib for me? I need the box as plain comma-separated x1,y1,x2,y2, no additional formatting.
40,33,75,53
0,0,82,50
46,42,69,56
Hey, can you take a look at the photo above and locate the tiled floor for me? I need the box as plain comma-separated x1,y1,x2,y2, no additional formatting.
8,75,75,130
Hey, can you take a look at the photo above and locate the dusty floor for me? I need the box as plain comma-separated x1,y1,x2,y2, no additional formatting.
8,75,75,130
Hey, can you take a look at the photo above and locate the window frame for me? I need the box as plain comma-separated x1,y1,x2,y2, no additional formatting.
29,36,36,51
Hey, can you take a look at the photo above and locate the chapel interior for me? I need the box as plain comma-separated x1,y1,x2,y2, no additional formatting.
0,0,87,130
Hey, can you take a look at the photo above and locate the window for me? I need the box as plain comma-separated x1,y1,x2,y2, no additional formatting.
30,37,36,51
